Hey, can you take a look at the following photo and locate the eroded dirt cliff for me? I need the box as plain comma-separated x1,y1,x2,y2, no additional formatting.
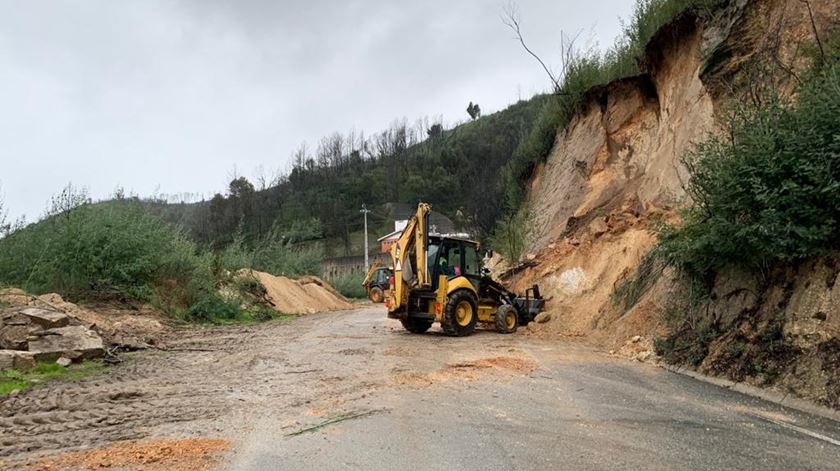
505,0,840,406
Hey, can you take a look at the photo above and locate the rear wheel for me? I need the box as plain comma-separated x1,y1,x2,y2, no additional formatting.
494,305,518,334
369,286,384,303
400,318,432,334
441,290,478,337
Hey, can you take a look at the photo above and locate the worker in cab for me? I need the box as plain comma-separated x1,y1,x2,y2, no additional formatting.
439,255,456,278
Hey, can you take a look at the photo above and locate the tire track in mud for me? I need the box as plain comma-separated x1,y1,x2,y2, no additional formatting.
1,308,548,466
0,320,307,459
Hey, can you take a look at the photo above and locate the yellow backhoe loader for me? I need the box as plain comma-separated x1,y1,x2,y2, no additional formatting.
386,202,543,336
362,258,392,303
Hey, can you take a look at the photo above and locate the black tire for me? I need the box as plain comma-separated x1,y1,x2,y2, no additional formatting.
494,305,518,334
441,289,478,337
400,318,433,334
369,286,384,303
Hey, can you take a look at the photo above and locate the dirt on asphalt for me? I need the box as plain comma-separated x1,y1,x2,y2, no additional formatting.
0,307,562,469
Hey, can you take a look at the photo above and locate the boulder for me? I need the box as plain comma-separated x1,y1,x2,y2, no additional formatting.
27,325,105,361
535,312,552,324
0,324,38,350
589,217,609,237
19,308,71,329
0,349,36,370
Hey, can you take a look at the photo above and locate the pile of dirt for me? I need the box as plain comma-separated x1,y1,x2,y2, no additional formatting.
33,437,229,471
238,270,353,315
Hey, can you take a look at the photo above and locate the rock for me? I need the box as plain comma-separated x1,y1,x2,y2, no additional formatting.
589,217,609,237
56,357,73,367
535,312,552,324
19,308,71,329
0,349,36,370
27,325,105,361
0,324,39,350
631,335,642,343
525,253,537,261
635,350,653,362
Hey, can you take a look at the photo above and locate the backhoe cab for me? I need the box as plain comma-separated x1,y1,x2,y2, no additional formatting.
362,258,392,303
386,202,543,336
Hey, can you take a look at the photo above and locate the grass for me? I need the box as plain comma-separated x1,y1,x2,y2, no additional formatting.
0,360,104,396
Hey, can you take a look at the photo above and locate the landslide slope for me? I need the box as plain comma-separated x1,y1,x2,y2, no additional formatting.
505,0,840,406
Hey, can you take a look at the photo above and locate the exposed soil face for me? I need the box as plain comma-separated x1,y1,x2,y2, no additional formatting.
502,0,840,408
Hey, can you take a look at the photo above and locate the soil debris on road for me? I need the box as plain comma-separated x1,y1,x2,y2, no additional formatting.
393,355,538,386
31,437,229,471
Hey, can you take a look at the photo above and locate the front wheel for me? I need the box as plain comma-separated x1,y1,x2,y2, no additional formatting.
369,286,384,303
494,305,518,334
441,289,478,337
400,318,432,334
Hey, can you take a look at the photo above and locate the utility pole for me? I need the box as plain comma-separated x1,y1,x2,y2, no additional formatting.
360,204,371,269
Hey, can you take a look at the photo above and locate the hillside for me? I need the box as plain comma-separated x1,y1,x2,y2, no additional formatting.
147,94,555,254
504,0,840,408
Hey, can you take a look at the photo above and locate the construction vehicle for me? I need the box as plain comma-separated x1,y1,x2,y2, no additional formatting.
386,202,543,336
362,258,392,303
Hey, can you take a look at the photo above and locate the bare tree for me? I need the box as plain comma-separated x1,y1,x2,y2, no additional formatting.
502,2,561,93
502,2,581,95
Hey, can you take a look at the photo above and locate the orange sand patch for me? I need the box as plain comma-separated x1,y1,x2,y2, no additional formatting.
33,438,229,471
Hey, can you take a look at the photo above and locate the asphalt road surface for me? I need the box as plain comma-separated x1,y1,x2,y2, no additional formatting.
224,308,840,470
4,307,839,470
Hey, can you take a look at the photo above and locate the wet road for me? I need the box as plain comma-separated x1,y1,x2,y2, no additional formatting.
224,308,840,470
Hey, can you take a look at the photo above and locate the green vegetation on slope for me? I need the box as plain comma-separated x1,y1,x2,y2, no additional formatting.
658,46,840,279
0,195,215,313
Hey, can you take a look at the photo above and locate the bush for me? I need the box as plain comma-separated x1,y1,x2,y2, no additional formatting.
217,225,323,277
658,59,840,277
327,272,367,299
0,197,216,313
184,294,241,323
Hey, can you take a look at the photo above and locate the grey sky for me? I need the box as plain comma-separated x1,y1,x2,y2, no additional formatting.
0,0,634,222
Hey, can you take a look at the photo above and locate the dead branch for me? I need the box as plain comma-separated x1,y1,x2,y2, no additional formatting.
502,2,562,93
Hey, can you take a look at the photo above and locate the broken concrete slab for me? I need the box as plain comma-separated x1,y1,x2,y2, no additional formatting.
19,308,72,329
0,349,36,370
27,325,105,361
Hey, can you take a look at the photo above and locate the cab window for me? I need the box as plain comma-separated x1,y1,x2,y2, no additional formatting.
464,245,480,276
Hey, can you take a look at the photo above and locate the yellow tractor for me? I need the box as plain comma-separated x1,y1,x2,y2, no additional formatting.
362,258,392,303
386,202,543,336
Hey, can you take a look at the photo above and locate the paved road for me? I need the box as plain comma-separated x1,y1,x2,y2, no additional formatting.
224,308,840,470
4,307,838,470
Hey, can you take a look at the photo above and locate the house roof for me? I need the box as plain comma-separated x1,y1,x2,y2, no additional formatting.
377,229,402,242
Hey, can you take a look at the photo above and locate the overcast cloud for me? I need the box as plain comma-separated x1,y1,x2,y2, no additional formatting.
0,0,634,222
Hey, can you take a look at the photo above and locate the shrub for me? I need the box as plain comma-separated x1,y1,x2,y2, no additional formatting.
216,225,323,278
327,272,367,299
658,59,840,277
0,197,216,313
184,295,241,323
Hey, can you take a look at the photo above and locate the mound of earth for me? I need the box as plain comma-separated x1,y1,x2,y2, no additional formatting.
238,270,353,315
